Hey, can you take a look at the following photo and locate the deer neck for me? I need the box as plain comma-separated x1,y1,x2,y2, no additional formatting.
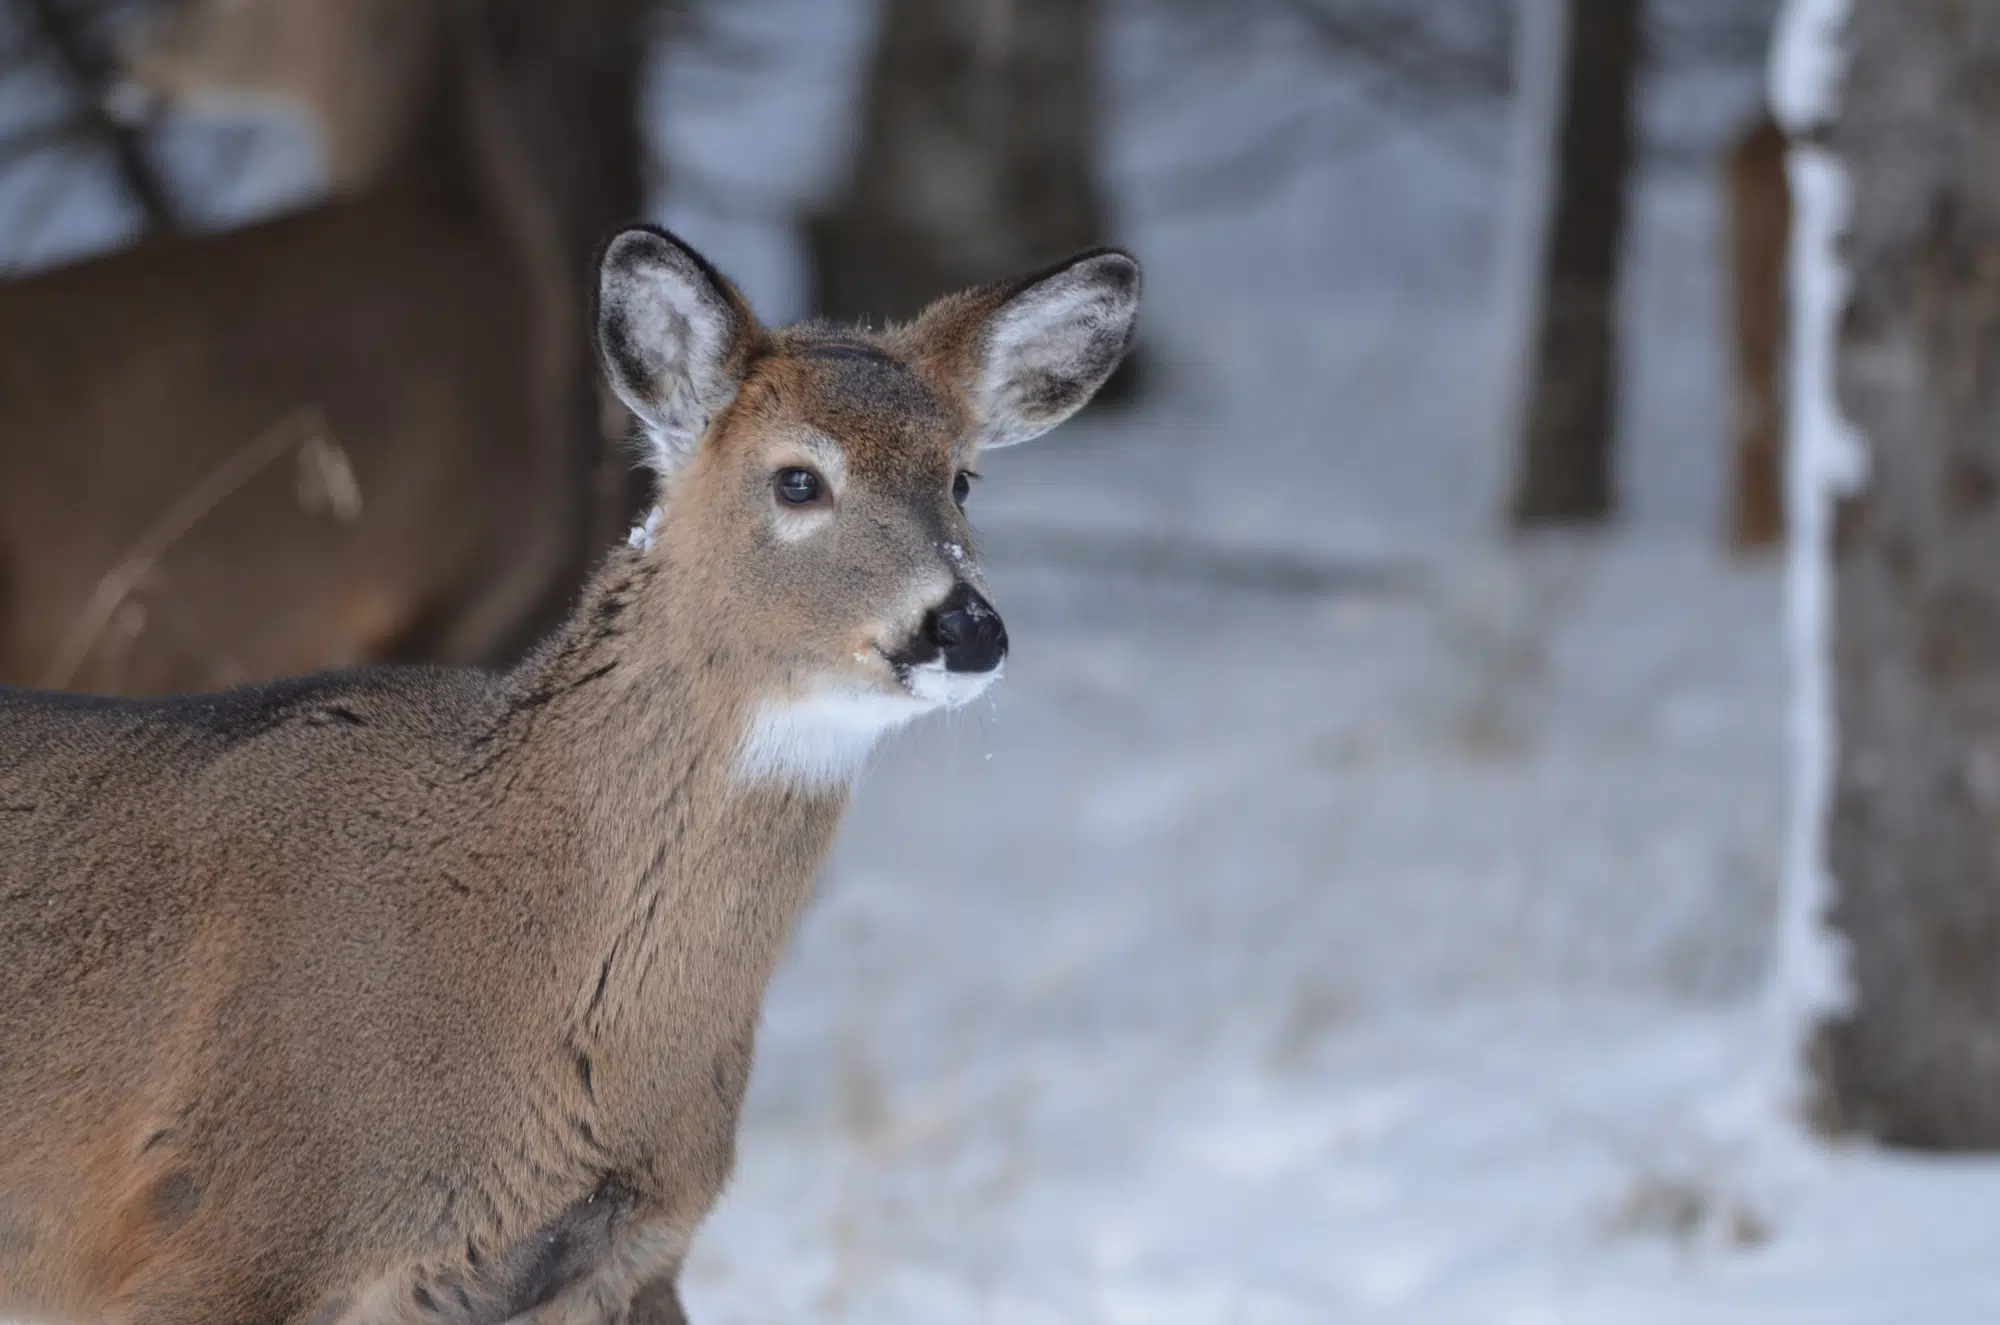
490,545,848,1054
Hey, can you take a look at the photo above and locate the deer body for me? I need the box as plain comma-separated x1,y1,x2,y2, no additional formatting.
0,591,829,1323
0,230,1140,1323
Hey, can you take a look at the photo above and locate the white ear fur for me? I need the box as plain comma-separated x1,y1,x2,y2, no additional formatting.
595,227,750,475
974,250,1141,449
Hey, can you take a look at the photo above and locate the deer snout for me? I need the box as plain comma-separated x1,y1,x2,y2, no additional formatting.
925,583,1007,674
880,582,1007,709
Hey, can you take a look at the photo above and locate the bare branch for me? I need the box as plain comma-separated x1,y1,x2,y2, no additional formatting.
21,0,176,233
1268,0,1511,103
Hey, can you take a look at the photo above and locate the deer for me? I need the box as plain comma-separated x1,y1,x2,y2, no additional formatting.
1723,107,1791,552
0,0,646,697
0,226,1141,1324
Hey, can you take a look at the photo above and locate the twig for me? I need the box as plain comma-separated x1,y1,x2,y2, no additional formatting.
1128,106,1384,219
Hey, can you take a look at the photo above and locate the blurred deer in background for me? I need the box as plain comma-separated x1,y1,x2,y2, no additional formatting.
1723,108,1790,552
0,0,651,696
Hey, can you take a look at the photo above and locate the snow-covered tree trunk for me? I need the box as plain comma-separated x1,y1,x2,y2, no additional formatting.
1810,0,2000,1146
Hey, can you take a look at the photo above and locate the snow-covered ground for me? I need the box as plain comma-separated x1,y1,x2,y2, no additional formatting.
683,370,1997,1316
663,3,2000,1320
7,0,1998,1318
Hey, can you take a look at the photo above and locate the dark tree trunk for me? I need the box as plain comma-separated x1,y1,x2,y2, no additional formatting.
1725,110,1790,552
460,0,660,657
1508,0,1639,527
477,0,652,307
1820,0,2000,1148
809,0,1135,396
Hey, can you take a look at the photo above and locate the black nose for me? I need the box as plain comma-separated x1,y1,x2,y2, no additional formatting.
926,583,1008,673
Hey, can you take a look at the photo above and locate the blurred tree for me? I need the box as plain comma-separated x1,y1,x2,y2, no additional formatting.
808,0,1137,397
1819,0,2000,1148
462,0,667,607
1507,0,1640,527
474,0,654,317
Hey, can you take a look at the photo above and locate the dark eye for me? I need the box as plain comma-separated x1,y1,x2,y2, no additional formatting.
774,467,823,505
952,471,975,509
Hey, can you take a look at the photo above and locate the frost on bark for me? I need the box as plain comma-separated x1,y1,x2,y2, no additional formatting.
809,0,1133,395
1507,0,1639,527
1821,0,2000,1147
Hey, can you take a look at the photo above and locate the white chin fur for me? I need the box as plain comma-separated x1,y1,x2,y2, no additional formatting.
733,662,1001,790
900,657,1002,709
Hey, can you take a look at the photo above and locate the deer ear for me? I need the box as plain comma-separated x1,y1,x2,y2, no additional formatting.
917,249,1141,450
595,226,759,475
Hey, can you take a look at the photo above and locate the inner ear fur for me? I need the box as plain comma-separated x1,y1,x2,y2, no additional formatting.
594,225,764,475
905,248,1142,450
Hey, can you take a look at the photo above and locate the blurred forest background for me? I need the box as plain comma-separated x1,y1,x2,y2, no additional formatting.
0,0,1789,699
5,0,2000,1320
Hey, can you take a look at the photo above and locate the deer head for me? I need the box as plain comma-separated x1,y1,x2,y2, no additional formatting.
594,226,1141,786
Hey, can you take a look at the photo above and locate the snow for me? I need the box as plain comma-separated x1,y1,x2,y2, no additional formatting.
668,3,2000,1320
8,0,2000,1319
1763,0,1866,1104
628,506,665,552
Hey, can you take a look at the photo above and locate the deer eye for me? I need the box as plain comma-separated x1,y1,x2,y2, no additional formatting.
952,471,976,509
774,468,823,506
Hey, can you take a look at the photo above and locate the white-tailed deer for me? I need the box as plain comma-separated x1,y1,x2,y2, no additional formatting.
0,228,1142,1323
0,0,645,695
1724,108,1790,551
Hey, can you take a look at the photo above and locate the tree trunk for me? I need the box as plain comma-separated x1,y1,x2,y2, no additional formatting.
1507,0,1639,527
463,0,660,657
1725,110,1790,552
1821,0,2000,1148
809,0,1134,395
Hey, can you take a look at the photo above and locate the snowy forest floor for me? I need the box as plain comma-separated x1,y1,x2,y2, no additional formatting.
674,289,2000,1320
655,10,2000,1317
684,370,2000,1324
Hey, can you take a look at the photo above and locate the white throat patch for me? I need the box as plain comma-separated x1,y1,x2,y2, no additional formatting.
734,687,927,790
732,662,1002,790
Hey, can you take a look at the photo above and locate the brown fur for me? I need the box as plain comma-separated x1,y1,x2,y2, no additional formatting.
0,231,1139,1323
0,0,627,695
1725,109,1792,552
